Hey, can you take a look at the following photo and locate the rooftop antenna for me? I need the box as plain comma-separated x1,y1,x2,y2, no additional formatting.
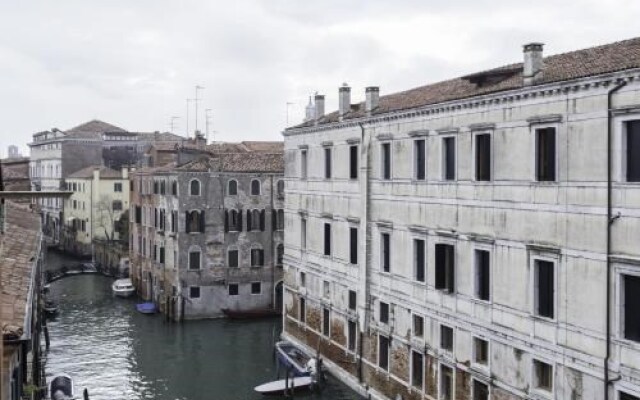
195,85,205,136
286,102,294,127
170,116,180,134
205,109,212,143
185,99,194,137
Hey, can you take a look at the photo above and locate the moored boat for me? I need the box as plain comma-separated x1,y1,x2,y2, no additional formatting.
44,300,59,316
49,373,74,400
275,341,314,377
254,376,314,395
112,278,135,297
136,302,157,314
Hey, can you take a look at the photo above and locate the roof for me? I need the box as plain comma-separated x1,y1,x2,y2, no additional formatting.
134,132,186,142
174,152,284,173
1,202,41,340
289,36,640,129
206,141,284,154
67,165,123,179
65,119,127,138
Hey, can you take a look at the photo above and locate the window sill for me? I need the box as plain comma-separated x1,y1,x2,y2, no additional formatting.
471,297,492,306
531,314,556,324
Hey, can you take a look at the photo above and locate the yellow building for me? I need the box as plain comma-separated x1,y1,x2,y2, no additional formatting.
62,166,130,255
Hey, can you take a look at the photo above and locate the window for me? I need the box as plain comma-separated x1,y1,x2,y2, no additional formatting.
379,302,389,324
301,150,308,179
475,249,491,301
381,142,391,180
348,290,356,311
413,314,424,338
473,337,488,366
171,211,178,233
534,259,555,319
276,209,284,230
189,286,200,299
472,380,489,400
323,280,330,298
535,127,556,181
228,180,238,195
251,282,261,294
350,227,358,264
301,218,307,250
276,244,284,266
475,133,491,181
533,359,553,392
250,248,264,266
153,180,159,194
114,182,123,192
381,233,390,273
251,179,261,195
188,250,201,270
186,210,204,233
247,209,265,231
443,136,456,181
324,223,332,256
299,272,306,287
411,351,423,389
322,307,330,336
347,320,357,351
190,179,201,196
135,206,142,224
378,335,389,371
299,297,306,322
414,139,426,180
159,246,165,264
228,284,239,296
112,200,123,211
414,239,426,282
160,181,166,195
440,364,454,400
349,145,358,180
324,148,332,179
440,325,453,352
435,244,455,293
626,120,640,182
171,180,178,195
623,274,640,342
277,180,285,198
228,249,239,268
226,209,242,232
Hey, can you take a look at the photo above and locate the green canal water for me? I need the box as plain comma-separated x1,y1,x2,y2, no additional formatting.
45,274,361,400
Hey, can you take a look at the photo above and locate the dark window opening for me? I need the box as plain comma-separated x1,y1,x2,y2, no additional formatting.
228,284,239,296
347,320,357,351
379,302,389,324
627,120,640,182
441,365,453,400
277,180,285,198
301,150,308,179
443,137,456,181
381,143,391,180
276,244,284,266
228,180,238,195
378,335,389,371
475,250,491,301
474,337,488,365
348,290,357,311
189,286,200,299
188,251,201,270
534,360,553,391
171,180,178,195
228,250,239,268
475,133,491,181
413,314,424,337
620,393,640,400
250,248,264,266
435,244,455,293
350,227,358,264
381,233,390,272
322,308,330,336
251,179,260,195
415,139,426,180
324,223,331,256
186,210,204,233
251,282,261,294
190,179,201,196
349,145,358,180
473,380,489,400
324,148,332,179
414,239,425,282
299,297,306,322
536,127,556,181
411,351,423,389
536,259,555,319
624,274,640,342
440,325,453,351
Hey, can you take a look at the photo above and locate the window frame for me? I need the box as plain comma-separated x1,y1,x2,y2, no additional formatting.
380,231,391,273
227,248,239,268
439,362,455,400
323,222,332,256
227,179,238,196
228,283,239,296
379,301,390,325
250,179,261,196
349,226,358,265
378,334,390,371
531,123,559,183
300,149,308,179
189,286,201,299
440,324,454,354
471,378,491,400
413,237,426,283
250,281,262,295
435,241,456,293
189,178,201,196
349,144,359,180
441,135,457,181
412,313,425,339
410,349,424,390
188,247,202,270
413,138,427,181
531,358,554,396
472,336,490,370
324,147,332,179
472,131,492,182
616,116,640,183
380,141,392,180
531,255,557,321
473,246,492,303
616,264,640,344
322,307,331,337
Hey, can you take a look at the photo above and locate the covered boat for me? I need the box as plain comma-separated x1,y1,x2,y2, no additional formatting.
112,278,135,298
49,373,74,400
275,341,314,377
136,302,157,314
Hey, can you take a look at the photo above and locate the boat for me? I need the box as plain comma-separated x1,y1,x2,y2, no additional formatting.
136,302,157,314
44,300,59,316
254,376,314,396
275,341,314,377
112,278,135,298
49,373,74,400
222,308,280,319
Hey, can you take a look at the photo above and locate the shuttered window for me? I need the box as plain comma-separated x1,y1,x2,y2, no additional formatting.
349,145,358,180
379,302,389,324
624,274,640,342
435,244,455,292
348,290,356,310
414,139,426,180
414,239,426,282
378,335,389,371
627,120,640,182
535,260,555,319
411,351,423,389
475,250,491,301
349,227,358,264
475,133,491,181
536,127,556,181
443,137,456,180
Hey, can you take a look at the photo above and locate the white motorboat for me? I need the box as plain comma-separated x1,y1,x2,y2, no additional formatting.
111,278,135,298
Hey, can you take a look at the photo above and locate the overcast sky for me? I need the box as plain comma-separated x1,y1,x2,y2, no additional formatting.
1,1,639,154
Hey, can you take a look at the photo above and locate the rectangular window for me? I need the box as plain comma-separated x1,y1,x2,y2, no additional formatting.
189,286,200,299
475,250,491,301
114,182,123,192
440,365,454,400
347,320,357,351
443,136,456,181
159,247,165,264
440,325,454,352
112,200,123,211
435,244,455,293
251,282,261,294
349,145,358,180
250,249,265,266
323,280,330,298
414,139,426,180
381,233,390,273
324,148,332,179
301,150,308,179
624,274,640,342
379,302,389,324
626,120,640,182
381,142,391,180
533,360,553,392
348,290,357,311
299,271,306,287
350,227,358,264
536,127,556,181
301,218,307,250
378,335,389,371
414,239,426,282
228,284,239,296
322,307,330,336
473,380,489,400
475,133,491,181
473,337,488,366
324,223,331,256
228,250,239,268
411,351,423,389
188,251,201,270
413,314,424,338
299,297,306,323
535,259,555,319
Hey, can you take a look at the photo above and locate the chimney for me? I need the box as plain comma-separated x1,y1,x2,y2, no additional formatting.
304,97,315,122
122,167,129,180
339,83,351,119
523,42,544,86
194,130,206,149
314,94,325,124
365,86,379,115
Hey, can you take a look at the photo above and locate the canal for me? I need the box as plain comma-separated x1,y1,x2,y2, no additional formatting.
44,273,361,400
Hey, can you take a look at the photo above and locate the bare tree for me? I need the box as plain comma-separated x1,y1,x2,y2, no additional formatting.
94,195,123,242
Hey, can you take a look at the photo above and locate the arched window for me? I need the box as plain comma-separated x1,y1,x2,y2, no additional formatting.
251,179,261,196
226,209,242,232
228,180,238,196
276,244,284,266
188,246,202,270
250,245,265,267
277,180,285,199
190,179,201,196
186,210,204,233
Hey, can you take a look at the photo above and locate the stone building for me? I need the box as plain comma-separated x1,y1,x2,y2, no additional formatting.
61,166,130,257
282,38,640,400
1,156,30,193
129,141,285,320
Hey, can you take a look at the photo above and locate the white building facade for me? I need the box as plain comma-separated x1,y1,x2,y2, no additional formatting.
282,38,640,400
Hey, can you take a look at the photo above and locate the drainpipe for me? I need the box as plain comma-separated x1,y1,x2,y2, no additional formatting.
605,79,627,400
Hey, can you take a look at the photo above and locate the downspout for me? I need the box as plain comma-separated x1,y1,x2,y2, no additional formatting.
357,122,371,384
605,79,627,400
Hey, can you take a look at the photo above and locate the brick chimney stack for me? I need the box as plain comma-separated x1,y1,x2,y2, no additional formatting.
339,83,351,120
523,43,544,86
365,86,380,115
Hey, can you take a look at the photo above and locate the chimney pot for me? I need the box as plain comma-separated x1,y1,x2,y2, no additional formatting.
365,86,380,115
339,84,351,119
314,94,325,125
523,42,544,85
